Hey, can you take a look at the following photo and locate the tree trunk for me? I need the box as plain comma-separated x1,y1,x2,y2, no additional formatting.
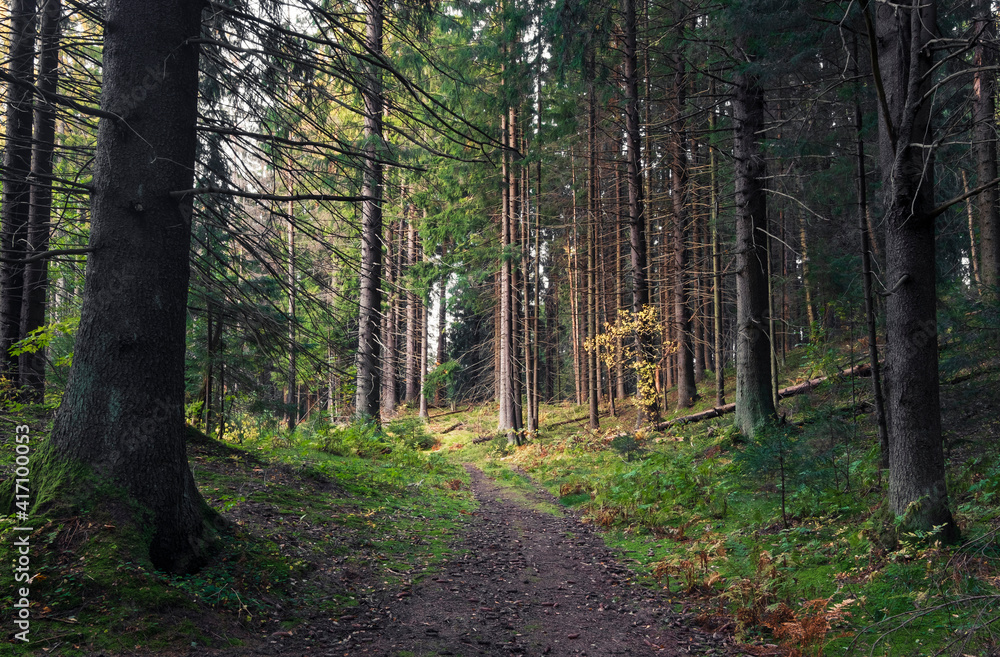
355,0,384,420
963,171,982,287
1,0,36,387
874,0,957,539
614,163,627,400
435,273,447,405
405,216,418,403
419,302,428,421
570,155,583,405
498,112,516,440
624,0,657,422
799,211,816,329
672,52,697,410
710,84,725,407
974,0,1000,291
43,0,215,574
20,0,60,401
286,204,296,431
853,32,889,469
381,216,398,417
587,61,600,430
732,67,776,436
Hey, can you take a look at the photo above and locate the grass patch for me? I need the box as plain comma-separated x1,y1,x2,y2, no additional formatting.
0,418,474,655
433,341,1000,656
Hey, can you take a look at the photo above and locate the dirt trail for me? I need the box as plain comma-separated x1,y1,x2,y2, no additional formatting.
312,465,735,657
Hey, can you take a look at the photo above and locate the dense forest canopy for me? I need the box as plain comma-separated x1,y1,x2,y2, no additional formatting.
1,0,1000,650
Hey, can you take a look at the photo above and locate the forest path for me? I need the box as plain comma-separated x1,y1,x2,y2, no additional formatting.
318,465,735,657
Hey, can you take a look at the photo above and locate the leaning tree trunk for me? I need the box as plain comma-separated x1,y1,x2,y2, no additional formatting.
874,0,957,539
41,0,215,574
355,0,384,420
0,0,36,387
732,68,776,437
20,0,60,401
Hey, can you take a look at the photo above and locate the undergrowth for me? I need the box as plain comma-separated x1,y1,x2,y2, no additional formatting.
0,417,473,655
434,334,1000,657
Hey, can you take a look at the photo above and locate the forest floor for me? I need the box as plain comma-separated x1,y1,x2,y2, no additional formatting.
6,334,1000,656
3,416,740,657
198,464,736,657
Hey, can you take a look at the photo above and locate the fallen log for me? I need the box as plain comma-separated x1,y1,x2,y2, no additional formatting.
653,361,873,431
440,421,465,434
430,404,471,420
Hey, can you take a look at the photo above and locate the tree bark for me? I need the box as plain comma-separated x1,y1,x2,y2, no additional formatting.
405,215,419,403
43,0,215,574
672,47,696,410
20,0,60,401
853,32,890,469
732,67,776,436
624,0,657,422
710,84,725,407
354,0,384,421
874,0,957,539
1,0,37,387
381,215,399,417
587,61,600,430
419,302,428,421
285,203,296,431
974,0,1000,292
498,112,516,440
435,273,447,404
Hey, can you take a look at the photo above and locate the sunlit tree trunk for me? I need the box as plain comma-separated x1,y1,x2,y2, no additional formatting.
355,0,384,420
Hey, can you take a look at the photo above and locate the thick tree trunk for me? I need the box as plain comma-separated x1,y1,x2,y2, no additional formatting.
1,0,36,387
355,0,384,420
733,69,776,436
973,0,1000,292
43,0,215,574
875,0,957,539
19,0,60,401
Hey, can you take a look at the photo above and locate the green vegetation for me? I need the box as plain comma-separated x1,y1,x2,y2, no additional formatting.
432,335,1000,657
0,418,473,655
